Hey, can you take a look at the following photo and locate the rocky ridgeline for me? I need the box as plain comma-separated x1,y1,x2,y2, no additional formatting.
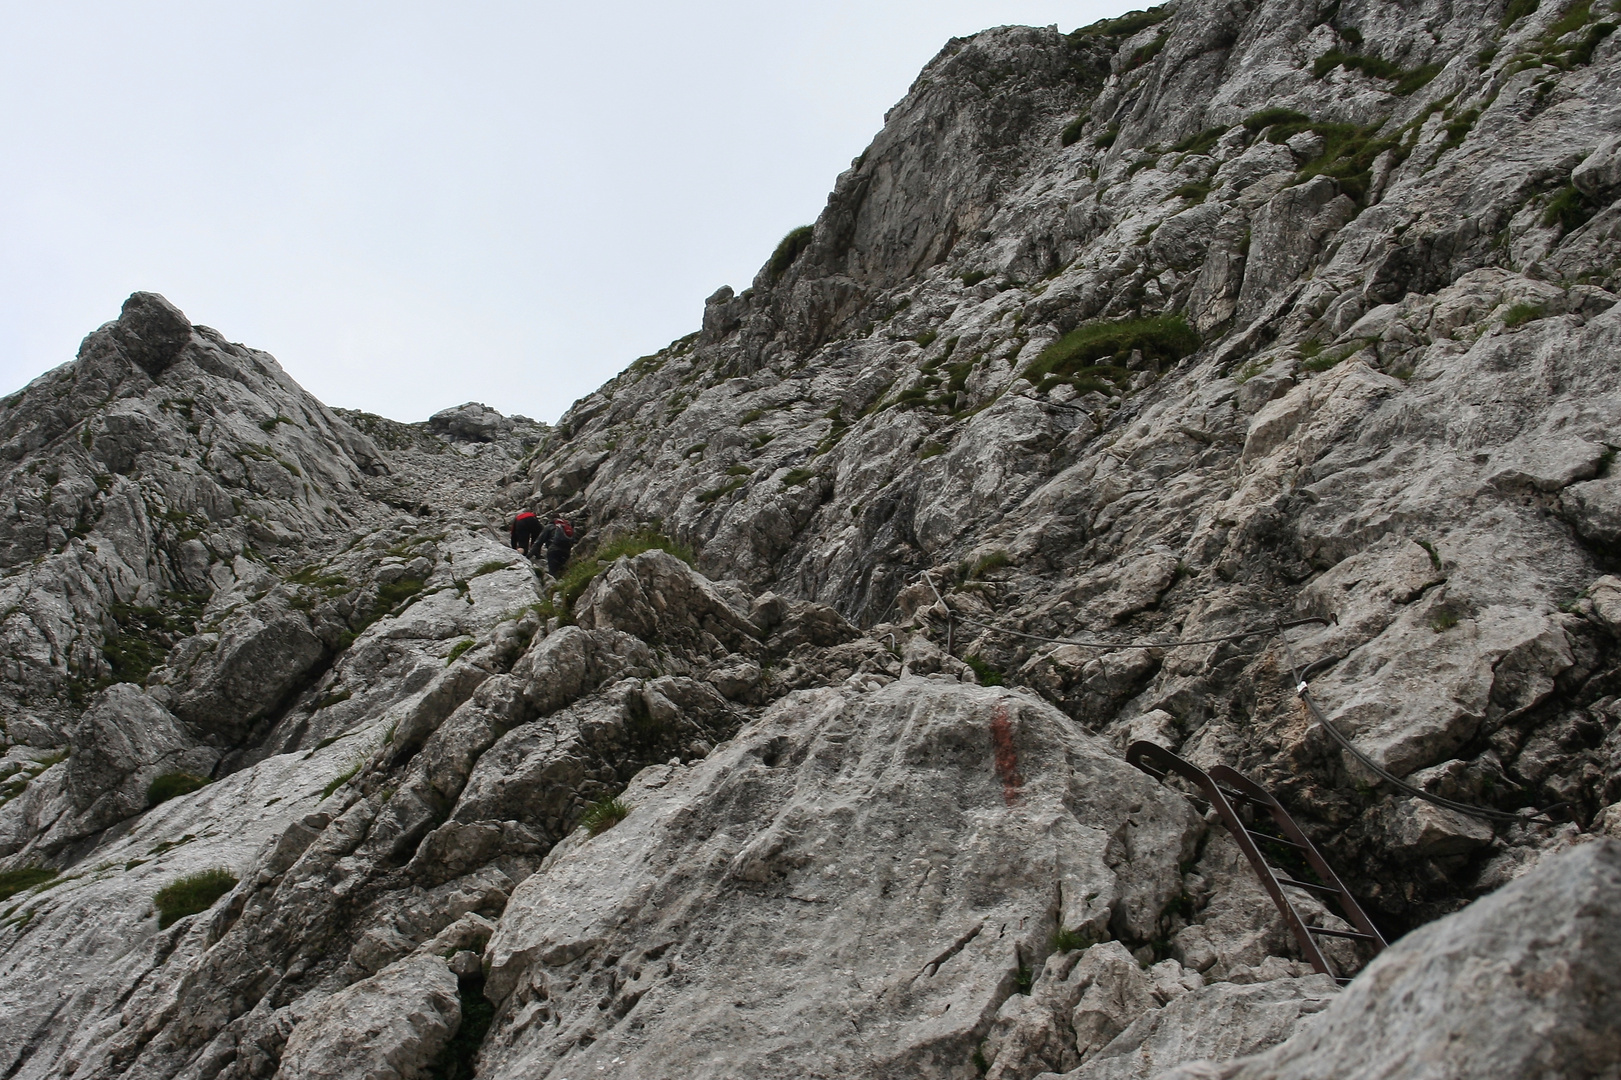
2,1,1621,1078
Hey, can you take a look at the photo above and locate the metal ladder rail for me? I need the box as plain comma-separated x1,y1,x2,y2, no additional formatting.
1125,741,1376,983
1207,764,1388,962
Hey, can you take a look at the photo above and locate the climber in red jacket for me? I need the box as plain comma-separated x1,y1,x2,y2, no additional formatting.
510,510,544,555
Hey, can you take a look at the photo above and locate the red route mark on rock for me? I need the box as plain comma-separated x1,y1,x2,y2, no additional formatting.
990,706,1024,806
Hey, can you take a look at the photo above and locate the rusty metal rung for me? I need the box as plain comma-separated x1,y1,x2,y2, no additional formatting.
1246,828,1306,849
1307,925,1378,941
1126,740,1388,984
1276,875,1339,896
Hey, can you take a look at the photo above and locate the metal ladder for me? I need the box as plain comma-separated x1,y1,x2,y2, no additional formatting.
1126,740,1387,983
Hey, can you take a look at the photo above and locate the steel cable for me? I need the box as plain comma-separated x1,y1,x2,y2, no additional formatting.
918,571,1328,650
915,572,1555,825
1272,623,1555,825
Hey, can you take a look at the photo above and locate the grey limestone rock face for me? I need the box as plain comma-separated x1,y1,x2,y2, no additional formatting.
1050,973,1339,1080
476,679,1203,1079
65,683,218,835
574,548,763,655
275,952,460,1080
4,1,1621,1077
1208,839,1621,1080
110,291,195,378
427,402,526,445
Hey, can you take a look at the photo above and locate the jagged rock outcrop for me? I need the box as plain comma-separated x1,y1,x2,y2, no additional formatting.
1159,838,1621,1080
3,1,1621,1077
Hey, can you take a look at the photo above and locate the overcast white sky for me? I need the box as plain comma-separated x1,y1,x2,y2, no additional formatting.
0,1,1133,423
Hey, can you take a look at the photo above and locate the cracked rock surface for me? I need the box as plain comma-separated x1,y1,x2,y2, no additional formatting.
3,1,1621,1077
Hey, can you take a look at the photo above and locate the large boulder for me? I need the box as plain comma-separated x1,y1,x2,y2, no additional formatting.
1052,975,1338,1080
427,402,515,443
109,291,194,378
276,953,460,1080
170,602,328,744
574,549,763,657
477,678,1204,1079
66,684,219,833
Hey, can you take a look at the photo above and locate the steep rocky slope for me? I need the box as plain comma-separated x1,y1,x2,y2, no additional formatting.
515,0,1621,925
1,1,1619,1078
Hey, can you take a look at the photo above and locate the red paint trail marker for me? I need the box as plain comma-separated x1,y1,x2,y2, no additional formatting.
990,705,1024,806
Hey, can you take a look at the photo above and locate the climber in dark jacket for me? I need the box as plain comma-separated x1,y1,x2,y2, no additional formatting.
510,510,544,555
539,516,577,577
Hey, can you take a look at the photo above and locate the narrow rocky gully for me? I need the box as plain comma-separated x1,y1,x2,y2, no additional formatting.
2,1,1620,1077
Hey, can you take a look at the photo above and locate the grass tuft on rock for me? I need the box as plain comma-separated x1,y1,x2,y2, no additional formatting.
581,796,631,836
153,867,238,929
1022,315,1198,394
1313,50,1442,94
0,866,58,901
553,529,696,613
1244,108,1309,132
1171,180,1212,203
322,758,364,800
768,225,815,282
375,577,427,610
1503,302,1547,327
1170,126,1225,156
963,654,1005,686
147,772,210,807
1052,927,1095,952
1071,5,1171,39
1503,0,1540,25
1542,185,1599,232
